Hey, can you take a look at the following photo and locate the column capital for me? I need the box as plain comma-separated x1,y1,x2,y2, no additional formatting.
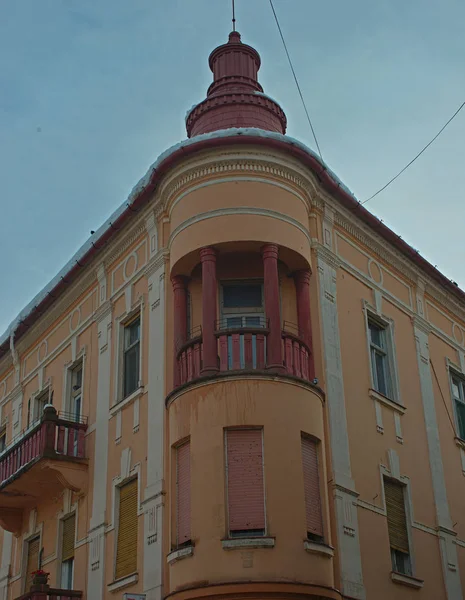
200,246,218,262
170,274,188,291
261,243,279,260
294,269,311,286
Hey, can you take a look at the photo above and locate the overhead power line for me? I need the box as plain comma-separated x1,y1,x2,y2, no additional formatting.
268,0,323,161
363,100,465,205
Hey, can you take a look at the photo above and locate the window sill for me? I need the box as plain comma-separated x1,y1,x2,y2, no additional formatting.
304,540,334,558
391,571,424,589
369,389,405,414
109,387,144,417
222,537,275,550
455,437,465,450
108,573,138,592
167,545,194,564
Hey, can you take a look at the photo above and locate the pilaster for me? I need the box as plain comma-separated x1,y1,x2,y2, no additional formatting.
0,531,12,600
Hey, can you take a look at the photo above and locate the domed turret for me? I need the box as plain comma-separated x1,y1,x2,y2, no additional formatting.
186,31,287,137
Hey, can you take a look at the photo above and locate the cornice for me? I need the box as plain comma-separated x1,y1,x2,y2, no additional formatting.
144,250,169,278
156,148,320,215
313,244,342,271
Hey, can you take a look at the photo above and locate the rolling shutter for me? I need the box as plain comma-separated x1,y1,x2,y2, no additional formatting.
62,514,76,561
384,478,409,553
226,429,265,533
301,437,323,538
115,478,138,579
176,441,191,545
25,537,40,587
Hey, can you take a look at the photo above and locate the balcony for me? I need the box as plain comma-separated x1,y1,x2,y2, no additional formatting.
0,406,88,534
176,320,313,387
15,587,82,600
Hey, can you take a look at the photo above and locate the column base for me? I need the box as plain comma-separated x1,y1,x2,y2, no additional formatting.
266,364,286,374
201,367,219,377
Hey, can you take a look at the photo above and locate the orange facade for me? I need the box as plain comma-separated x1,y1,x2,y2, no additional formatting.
1,30,465,600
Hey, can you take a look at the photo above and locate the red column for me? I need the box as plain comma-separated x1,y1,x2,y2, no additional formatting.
294,269,315,380
171,275,188,387
200,247,219,374
261,244,284,372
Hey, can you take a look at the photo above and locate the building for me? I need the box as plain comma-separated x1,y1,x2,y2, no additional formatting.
1,28,465,600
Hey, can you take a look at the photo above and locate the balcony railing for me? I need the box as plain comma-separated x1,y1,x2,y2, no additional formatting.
15,587,83,600
0,406,87,488
175,319,314,387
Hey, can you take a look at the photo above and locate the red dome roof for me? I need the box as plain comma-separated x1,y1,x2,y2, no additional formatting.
186,31,287,137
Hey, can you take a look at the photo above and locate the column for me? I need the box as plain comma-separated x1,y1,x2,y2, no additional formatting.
294,269,315,380
261,244,284,372
171,275,188,387
144,262,165,600
200,247,218,374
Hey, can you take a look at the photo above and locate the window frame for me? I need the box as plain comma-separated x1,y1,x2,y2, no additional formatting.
382,474,415,577
22,533,41,593
64,357,85,423
28,387,52,428
364,306,400,403
220,280,265,318
114,476,139,581
59,512,76,590
301,433,325,544
116,309,143,404
450,372,465,440
224,427,267,539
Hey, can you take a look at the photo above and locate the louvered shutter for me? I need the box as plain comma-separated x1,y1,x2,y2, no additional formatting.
25,537,40,587
62,514,76,561
301,437,323,538
177,441,191,545
384,478,409,553
226,429,265,533
115,478,138,579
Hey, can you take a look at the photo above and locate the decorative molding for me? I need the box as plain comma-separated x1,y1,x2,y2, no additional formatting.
107,573,138,592
221,537,275,550
369,389,406,415
391,572,424,589
166,546,194,564
303,541,334,557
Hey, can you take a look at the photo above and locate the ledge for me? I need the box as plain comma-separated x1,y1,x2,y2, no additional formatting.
222,537,275,550
109,387,144,417
167,545,194,564
391,571,424,589
304,540,334,558
369,389,406,414
167,371,324,407
108,573,138,592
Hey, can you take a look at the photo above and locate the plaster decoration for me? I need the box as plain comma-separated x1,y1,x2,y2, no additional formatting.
133,397,140,433
70,336,77,363
69,308,81,334
37,340,48,364
459,351,465,374
121,447,132,480
394,412,403,444
368,258,383,285
125,285,133,314
0,380,7,402
115,411,122,445
104,223,146,271
453,323,464,346
414,323,463,598
374,400,384,434
9,335,20,386
123,252,138,281
145,211,159,258
96,263,107,305
373,289,383,315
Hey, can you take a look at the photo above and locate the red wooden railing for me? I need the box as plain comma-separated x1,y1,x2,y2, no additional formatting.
0,407,87,487
15,587,82,600
282,327,313,381
175,322,314,387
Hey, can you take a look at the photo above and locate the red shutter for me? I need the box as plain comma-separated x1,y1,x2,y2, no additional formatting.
301,436,323,538
177,441,191,545
226,429,265,533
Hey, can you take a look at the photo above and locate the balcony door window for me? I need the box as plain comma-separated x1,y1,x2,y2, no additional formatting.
221,282,264,369
451,375,465,440
28,388,51,427
123,316,141,399
70,363,83,423
61,513,75,589
24,536,40,591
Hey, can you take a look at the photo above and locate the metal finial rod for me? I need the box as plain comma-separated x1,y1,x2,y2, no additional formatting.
232,0,236,31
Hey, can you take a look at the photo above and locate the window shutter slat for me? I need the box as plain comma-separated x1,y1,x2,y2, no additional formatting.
385,479,409,553
227,429,265,532
61,514,76,561
115,479,138,579
177,441,191,545
301,437,323,537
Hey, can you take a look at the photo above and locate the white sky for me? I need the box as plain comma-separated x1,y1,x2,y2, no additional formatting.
1,0,464,335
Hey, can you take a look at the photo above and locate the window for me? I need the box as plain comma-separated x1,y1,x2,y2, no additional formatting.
28,388,51,427
226,429,265,538
123,317,140,398
451,375,465,440
61,514,75,589
24,536,40,590
0,426,5,453
69,363,83,422
176,441,191,547
368,318,392,398
221,282,265,369
115,478,138,579
301,436,324,543
384,478,412,576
